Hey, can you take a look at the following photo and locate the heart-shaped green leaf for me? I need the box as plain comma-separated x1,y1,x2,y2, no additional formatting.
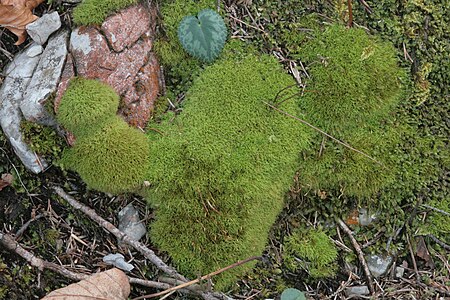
281,288,307,300
178,9,227,62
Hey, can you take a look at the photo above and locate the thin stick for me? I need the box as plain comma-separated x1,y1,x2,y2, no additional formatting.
337,219,375,294
53,187,223,300
347,0,353,28
132,256,260,300
263,101,384,166
53,186,186,282
426,234,450,251
0,232,88,281
0,232,196,295
422,204,450,217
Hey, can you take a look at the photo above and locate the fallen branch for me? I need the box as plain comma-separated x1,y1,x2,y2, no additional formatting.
337,219,375,294
53,186,185,281
0,231,88,281
0,231,197,296
263,101,384,166
132,256,260,300
53,186,226,300
426,234,450,251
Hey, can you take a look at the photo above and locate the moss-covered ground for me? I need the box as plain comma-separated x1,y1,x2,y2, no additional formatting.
0,0,449,299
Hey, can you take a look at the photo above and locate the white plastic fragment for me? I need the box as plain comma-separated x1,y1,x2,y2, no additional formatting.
102,253,134,272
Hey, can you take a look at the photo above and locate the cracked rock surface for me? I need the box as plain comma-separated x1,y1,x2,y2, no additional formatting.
1,4,162,173
60,4,161,129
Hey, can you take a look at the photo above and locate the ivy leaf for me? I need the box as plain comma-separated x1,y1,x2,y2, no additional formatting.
281,288,307,300
177,9,227,63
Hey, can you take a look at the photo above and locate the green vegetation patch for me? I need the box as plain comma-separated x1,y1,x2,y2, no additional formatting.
20,121,65,162
296,25,408,198
283,228,338,279
61,116,149,194
154,0,218,94
144,54,311,289
57,78,119,137
73,0,137,26
297,25,405,133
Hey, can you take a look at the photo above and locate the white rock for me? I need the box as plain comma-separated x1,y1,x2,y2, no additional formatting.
345,286,370,297
26,12,61,45
102,253,134,272
21,30,68,126
0,45,48,173
366,254,394,278
118,204,146,242
26,44,43,57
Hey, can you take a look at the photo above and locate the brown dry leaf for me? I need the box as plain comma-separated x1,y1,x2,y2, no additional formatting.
415,236,435,268
345,208,359,226
41,268,130,300
0,173,13,191
0,0,44,45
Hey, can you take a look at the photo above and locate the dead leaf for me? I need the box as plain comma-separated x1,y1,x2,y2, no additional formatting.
0,173,13,191
41,268,130,300
345,208,359,226
0,0,44,45
415,236,435,268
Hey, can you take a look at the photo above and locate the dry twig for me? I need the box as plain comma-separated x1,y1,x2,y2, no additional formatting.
132,256,260,300
337,219,375,294
53,186,227,300
0,231,198,296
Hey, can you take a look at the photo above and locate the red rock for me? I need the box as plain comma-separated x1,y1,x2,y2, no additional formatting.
58,3,161,130
101,5,152,52
54,53,74,113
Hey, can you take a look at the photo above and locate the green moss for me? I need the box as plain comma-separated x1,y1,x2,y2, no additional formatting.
297,25,405,133
154,0,218,94
283,228,338,279
73,0,137,25
296,25,408,198
57,78,119,137
60,116,149,194
421,199,450,244
20,121,65,161
144,54,311,289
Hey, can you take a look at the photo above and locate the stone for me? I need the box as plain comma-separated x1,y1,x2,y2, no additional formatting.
118,204,146,241
366,254,394,278
102,253,134,272
26,44,43,57
344,286,370,297
0,44,48,173
64,4,161,129
21,30,69,126
395,266,405,278
26,12,62,45
101,5,152,52
358,208,376,226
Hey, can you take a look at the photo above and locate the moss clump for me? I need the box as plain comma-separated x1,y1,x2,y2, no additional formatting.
296,25,407,198
57,78,119,137
61,116,149,194
73,0,137,25
298,25,404,133
144,54,311,289
283,228,338,279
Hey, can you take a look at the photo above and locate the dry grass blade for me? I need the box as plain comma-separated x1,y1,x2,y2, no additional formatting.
263,101,385,167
